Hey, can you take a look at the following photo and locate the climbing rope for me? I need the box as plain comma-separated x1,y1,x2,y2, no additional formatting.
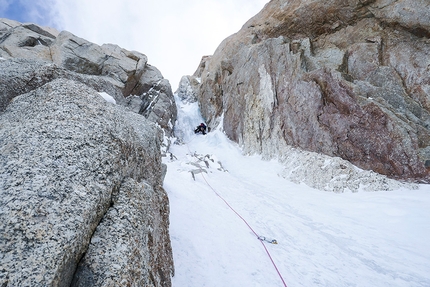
199,171,288,287
181,137,288,286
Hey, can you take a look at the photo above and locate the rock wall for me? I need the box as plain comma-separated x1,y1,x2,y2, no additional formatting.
176,75,201,103
0,79,173,286
0,18,177,135
0,19,174,286
192,0,430,182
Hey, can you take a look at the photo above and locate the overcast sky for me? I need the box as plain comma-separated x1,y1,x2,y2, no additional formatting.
1,0,268,90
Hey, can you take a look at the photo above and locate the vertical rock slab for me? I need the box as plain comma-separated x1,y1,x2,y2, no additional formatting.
193,0,430,182
71,180,172,287
0,79,173,286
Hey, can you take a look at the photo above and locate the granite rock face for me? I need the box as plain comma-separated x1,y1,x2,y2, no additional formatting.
0,18,176,135
192,0,430,182
0,79,173,286
0,58,125,113
0,18,174,286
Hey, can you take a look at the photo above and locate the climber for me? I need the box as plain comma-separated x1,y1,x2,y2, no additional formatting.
194,123,207,135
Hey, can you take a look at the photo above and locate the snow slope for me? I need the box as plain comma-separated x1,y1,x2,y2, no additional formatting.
163,96,430,287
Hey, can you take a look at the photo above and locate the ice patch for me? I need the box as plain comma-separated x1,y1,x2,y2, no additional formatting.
98,92,116,104
173,93,205,143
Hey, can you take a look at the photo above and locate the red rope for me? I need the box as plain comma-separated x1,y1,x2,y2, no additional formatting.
183,139,287,286
199,171,288,287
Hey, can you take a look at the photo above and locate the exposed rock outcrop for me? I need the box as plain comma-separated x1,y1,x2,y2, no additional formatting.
0,18,177,135
0,79,173,286
191,0,430,182
0,58,124,113
0,19,174,286
175,75,201,103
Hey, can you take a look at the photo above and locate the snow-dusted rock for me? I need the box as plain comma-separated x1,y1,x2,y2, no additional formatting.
125,65,177,135
279,146,418,193
0,79,173,286
175,75,201,103
192,0,430,183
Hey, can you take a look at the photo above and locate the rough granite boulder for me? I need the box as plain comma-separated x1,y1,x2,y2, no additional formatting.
0,79,173,286
0,18,177,136
191,0,430,182
0,58,125,113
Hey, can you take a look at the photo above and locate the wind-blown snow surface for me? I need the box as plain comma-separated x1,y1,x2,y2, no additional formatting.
163,97,430,287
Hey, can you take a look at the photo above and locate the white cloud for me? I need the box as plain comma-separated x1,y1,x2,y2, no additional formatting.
42,0,267,90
